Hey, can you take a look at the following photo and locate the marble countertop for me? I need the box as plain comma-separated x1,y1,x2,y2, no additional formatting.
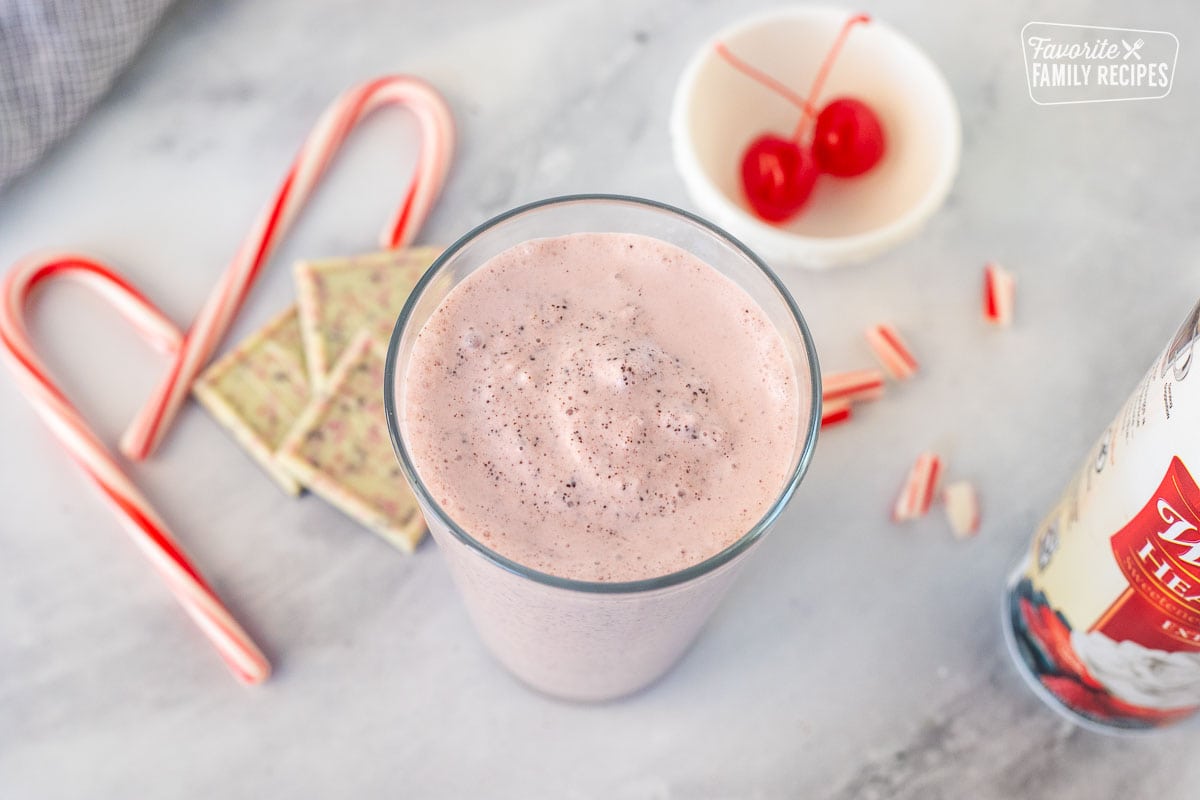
3,0,1200,797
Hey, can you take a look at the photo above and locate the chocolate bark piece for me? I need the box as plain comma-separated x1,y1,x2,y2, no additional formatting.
277,330,425,551
193,306,311,495
294,247,441,392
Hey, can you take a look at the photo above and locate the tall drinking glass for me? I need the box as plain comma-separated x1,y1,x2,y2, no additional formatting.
384,195,820,701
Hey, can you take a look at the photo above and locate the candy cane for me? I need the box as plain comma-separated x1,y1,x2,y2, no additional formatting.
0,254,270,684
822,368,885,405
821,398,853,429
122,75,455,460
983,262,1016,327
865,323,919,381
943,480,980,539
892,452,942,522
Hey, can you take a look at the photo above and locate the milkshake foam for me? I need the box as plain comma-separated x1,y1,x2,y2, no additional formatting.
403,232,801,581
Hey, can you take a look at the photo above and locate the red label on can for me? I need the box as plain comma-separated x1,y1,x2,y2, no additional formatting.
1102,456,1200,651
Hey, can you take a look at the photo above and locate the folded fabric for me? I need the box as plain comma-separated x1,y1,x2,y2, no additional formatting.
0,0,172,189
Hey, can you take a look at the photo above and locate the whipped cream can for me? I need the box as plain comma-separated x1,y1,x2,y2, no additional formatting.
1005,299,1200,732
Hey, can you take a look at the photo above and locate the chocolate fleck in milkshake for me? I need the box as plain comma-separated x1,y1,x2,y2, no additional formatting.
386,196,819,701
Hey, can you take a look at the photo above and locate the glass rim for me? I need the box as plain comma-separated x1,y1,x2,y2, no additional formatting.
383,193,822,595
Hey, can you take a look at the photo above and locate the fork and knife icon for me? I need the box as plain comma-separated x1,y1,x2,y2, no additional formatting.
1122,38,1145,60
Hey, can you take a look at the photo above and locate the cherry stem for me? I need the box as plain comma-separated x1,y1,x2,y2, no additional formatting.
713,14,873,145
713,42,808,114
793,13,871,142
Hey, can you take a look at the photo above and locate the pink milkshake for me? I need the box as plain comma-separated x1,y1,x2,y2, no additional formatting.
386,196,819,699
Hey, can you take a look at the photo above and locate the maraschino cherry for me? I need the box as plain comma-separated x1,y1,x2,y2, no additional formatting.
740,134,819,223
813,97,885,177
716,13,886,224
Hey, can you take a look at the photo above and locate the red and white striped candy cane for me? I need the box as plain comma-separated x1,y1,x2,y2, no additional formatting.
121,74,455,460
0,254,270,684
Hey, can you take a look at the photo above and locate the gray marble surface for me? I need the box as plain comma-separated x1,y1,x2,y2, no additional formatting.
2,0,1199,797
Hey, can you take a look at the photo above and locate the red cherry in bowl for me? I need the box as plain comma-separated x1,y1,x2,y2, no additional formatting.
813,97,885,177
740,134,820,223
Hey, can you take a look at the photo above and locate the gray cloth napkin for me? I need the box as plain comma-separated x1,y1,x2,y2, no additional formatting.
0,0,171,189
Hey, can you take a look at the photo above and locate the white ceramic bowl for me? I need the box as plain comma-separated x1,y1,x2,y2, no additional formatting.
671,7,961,269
